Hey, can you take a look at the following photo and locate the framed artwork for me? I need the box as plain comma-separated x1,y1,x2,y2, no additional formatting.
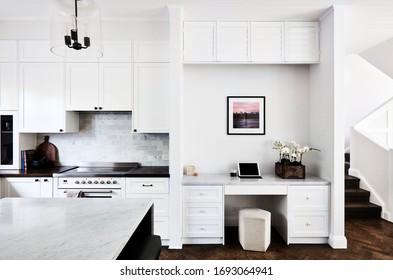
227,96,265,135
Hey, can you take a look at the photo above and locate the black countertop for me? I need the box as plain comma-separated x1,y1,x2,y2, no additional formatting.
0,166,170,178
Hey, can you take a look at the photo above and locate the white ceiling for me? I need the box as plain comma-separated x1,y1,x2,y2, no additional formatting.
0,0,392,21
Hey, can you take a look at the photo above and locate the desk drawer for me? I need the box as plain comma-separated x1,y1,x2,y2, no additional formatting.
183,220,223,237
126,178,169,194
290,212,329,237
183,202,223,220
289,186,329,211
183,186,223,203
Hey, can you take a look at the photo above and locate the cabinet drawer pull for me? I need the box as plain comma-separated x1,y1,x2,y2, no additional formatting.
200,227,206,231
306,222,311,226
305,196,311,200
199,210,206,214
142,184,154,187
199,192,205,196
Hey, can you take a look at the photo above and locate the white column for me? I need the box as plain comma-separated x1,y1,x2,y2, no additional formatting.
167,5,184,249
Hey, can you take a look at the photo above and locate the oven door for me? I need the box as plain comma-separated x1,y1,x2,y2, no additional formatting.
56,188,123,198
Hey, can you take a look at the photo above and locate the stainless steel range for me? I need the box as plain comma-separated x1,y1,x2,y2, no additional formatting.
54,162,139,198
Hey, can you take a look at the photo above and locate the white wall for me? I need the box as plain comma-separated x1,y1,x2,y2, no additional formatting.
309,7,346,248
183,64,310,174
344,55,393,148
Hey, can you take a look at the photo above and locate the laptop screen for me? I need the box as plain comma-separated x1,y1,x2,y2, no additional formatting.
238,163,260,176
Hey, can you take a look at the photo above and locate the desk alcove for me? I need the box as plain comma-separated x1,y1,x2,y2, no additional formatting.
182,173,330,246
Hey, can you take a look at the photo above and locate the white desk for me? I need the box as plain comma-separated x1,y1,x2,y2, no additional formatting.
182,173,330,246
0,198,153,260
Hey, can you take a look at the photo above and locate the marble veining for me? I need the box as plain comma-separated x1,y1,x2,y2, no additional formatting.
0,198,153,260
182,173,330,186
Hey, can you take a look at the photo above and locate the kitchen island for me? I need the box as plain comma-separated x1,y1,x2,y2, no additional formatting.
0,198,154,260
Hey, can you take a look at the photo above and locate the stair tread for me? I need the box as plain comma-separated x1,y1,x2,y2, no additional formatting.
345,202,381,209
345,188,370,196
345,174,360,181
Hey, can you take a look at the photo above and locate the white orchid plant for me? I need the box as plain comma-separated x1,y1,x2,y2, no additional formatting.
272,140,320,165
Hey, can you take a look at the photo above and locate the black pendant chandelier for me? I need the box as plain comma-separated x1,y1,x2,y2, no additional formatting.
50,0,103,59
65,0,90,50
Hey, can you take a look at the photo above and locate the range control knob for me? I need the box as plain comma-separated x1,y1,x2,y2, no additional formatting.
100,180,105,184
75,180,80,184
81,181,86,184
106,181,111,184
113,180,117,184
87,180,92,184
94,180,99,184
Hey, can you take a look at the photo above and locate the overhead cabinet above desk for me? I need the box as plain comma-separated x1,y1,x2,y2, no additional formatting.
183,21,320,64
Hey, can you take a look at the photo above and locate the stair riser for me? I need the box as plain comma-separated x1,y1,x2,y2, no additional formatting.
345,210,381,219
345,179,360,189
346,196,370,203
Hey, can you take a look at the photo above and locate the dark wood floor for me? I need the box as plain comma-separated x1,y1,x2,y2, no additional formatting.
160,218,393,260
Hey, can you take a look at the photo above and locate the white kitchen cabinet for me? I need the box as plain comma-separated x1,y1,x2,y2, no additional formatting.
0,63,18,110
126,178,170,245
183,22,217,62
287,185,329,243
19,40,63,62
100,41,133,63
2,177,53,198
0,40,17,62
66,62,133,111
133,41,169,63
19,63,79,133
217,22,250,62
183,185,224,244
284,22,320,63
251,22,284,62
133,63,169,133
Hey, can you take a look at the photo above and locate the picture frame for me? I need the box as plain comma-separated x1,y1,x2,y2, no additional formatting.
227,96,265,135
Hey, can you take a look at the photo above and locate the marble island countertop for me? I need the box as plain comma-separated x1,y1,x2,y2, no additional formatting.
0,198,153,260
182,173,330,186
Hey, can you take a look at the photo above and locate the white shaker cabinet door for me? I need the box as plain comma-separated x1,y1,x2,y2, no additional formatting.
65,63,100,111
19,63,66,133
217,22,250,62
0,63,18,110
100,63,133,111
183,22,217,62
133,63,169,133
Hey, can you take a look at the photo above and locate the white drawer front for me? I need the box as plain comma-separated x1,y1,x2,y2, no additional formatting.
290,212,328,237
154,216,169,239
126,178,169,194
290,186,329,211
183,202,223,220
126,194,169,216
183,220,223,238
183,186,223,203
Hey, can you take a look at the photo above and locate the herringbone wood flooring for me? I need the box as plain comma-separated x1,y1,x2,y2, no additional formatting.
160,218,393,260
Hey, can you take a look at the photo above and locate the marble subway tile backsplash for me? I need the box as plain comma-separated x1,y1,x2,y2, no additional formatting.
37,112,169,166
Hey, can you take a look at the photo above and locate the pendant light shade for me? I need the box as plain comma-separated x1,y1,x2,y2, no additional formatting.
50,0,103,60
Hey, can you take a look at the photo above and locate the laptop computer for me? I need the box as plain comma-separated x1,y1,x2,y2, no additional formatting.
237,162,263,179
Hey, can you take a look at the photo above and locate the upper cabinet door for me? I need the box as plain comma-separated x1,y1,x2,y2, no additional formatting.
0,41,17,62
0,63,18,110
217,22,250,62
285,22,320,63
183,22,216,62
100,63,133,111
19,63,68,133
133,41,169,63
99,41,132,63
19,41,63,62
251,22,284,62
65,63,100,111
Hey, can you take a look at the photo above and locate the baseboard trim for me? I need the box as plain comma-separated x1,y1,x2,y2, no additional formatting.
328,234,347,249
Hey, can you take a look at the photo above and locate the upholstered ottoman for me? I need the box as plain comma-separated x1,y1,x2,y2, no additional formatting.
239,208,271,252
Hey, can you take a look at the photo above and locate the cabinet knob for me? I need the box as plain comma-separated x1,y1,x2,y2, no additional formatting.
99,107,102,110
134,129,137,132
35,179,40,182
306,196,311,200
44,179,49,182
199,193,205,196
59,129,64,132
94,107,98,110
306,222,311,226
